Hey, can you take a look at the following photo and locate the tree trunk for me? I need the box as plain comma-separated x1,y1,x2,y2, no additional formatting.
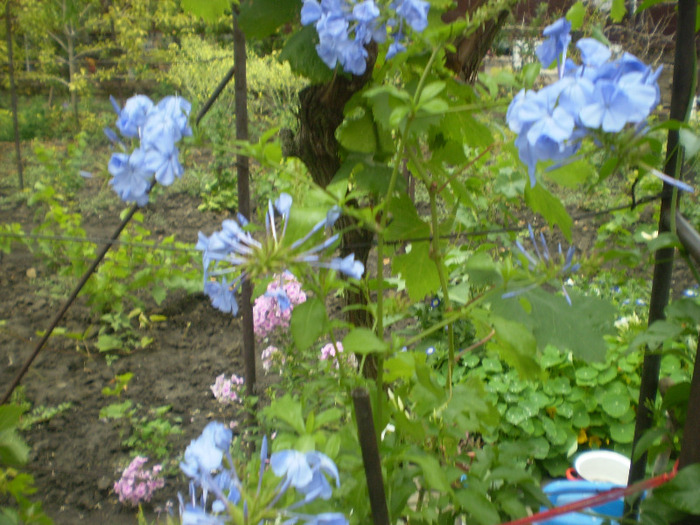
281,8,510,375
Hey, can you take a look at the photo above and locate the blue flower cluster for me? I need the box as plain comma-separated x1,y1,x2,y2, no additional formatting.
196,193,364,315
105,94,192,206
301,0,430,75
506,19,662,187
506,224,580,305
178,422,348,524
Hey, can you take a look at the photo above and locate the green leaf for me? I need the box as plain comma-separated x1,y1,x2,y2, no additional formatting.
403,451,452,494
491,289,616,362
610,0,626,22
521,62,541,90
337,109,376,154
291,298,327,350
629,319,684,353
494,168,526,199
601,390,631,418
98,400,133,420
385,193,430,241
0,429,29,467
524,183,572,241
264,395,307,436
181,0,229,22
455,487,501,525
342,328,388,356
653,464,700,513
463,251,503,287
442,112,493,148
238,0,298,39
393,243,441,301
96,334,123,352
418,81,446,104
0,405,23,433
637,0,671,12
566,1,586,30
279,25,333,83
546,160,596,188
490,316,540,379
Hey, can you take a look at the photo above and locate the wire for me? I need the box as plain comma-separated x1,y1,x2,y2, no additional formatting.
0,193,663,255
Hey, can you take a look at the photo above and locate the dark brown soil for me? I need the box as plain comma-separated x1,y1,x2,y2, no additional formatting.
0,166,253,524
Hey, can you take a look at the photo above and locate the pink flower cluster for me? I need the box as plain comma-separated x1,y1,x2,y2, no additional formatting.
320,342,358,369
253,273,307,339
211,373,245,404
113,456,165,506
261,345,285,373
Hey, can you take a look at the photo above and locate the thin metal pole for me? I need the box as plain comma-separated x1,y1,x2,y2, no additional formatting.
5,0,24,190
352,388,390,525
233,12,255,393
627,0,697,507
1,205,139,405
195,65,235,126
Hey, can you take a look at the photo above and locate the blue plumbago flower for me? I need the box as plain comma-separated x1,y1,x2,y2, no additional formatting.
536,18,572,73
505,19,688,191
300,0,428,75
505,224,580,305
106,94,191,206
178,423,347,524
270,449,342,510
197,194,364,317
285,512,350,525
107,149,152,206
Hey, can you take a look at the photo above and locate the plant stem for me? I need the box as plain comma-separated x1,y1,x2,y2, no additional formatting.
428,186,455,393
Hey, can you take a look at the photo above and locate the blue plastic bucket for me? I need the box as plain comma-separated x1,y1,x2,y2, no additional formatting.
540,480,624,525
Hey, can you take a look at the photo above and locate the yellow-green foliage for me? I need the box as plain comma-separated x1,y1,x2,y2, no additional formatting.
168,36,305,137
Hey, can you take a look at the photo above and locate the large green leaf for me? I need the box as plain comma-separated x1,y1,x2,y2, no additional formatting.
524,183,572,241
342,328,388,355
403,450,452,494
291,298,327,350
545,160,595,188
181,0,229,22
263,394,306,435
0,405,23,433
491,288,616,362
653,464,700,514
0,429,29,467
610,0,626,21
336,108,376,154
454,487,501,525
393,242,441,302
385,193,430,242
490,316,540,379
238,0,298,39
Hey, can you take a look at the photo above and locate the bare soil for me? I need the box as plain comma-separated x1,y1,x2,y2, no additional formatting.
0,165,251,524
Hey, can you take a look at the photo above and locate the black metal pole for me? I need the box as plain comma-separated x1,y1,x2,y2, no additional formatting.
352,388,390,525
5,0,24,190
627,0,697,507
233,12,255,394
195,64,236,126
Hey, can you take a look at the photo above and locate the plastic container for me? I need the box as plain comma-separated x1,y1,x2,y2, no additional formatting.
540,480,624,525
